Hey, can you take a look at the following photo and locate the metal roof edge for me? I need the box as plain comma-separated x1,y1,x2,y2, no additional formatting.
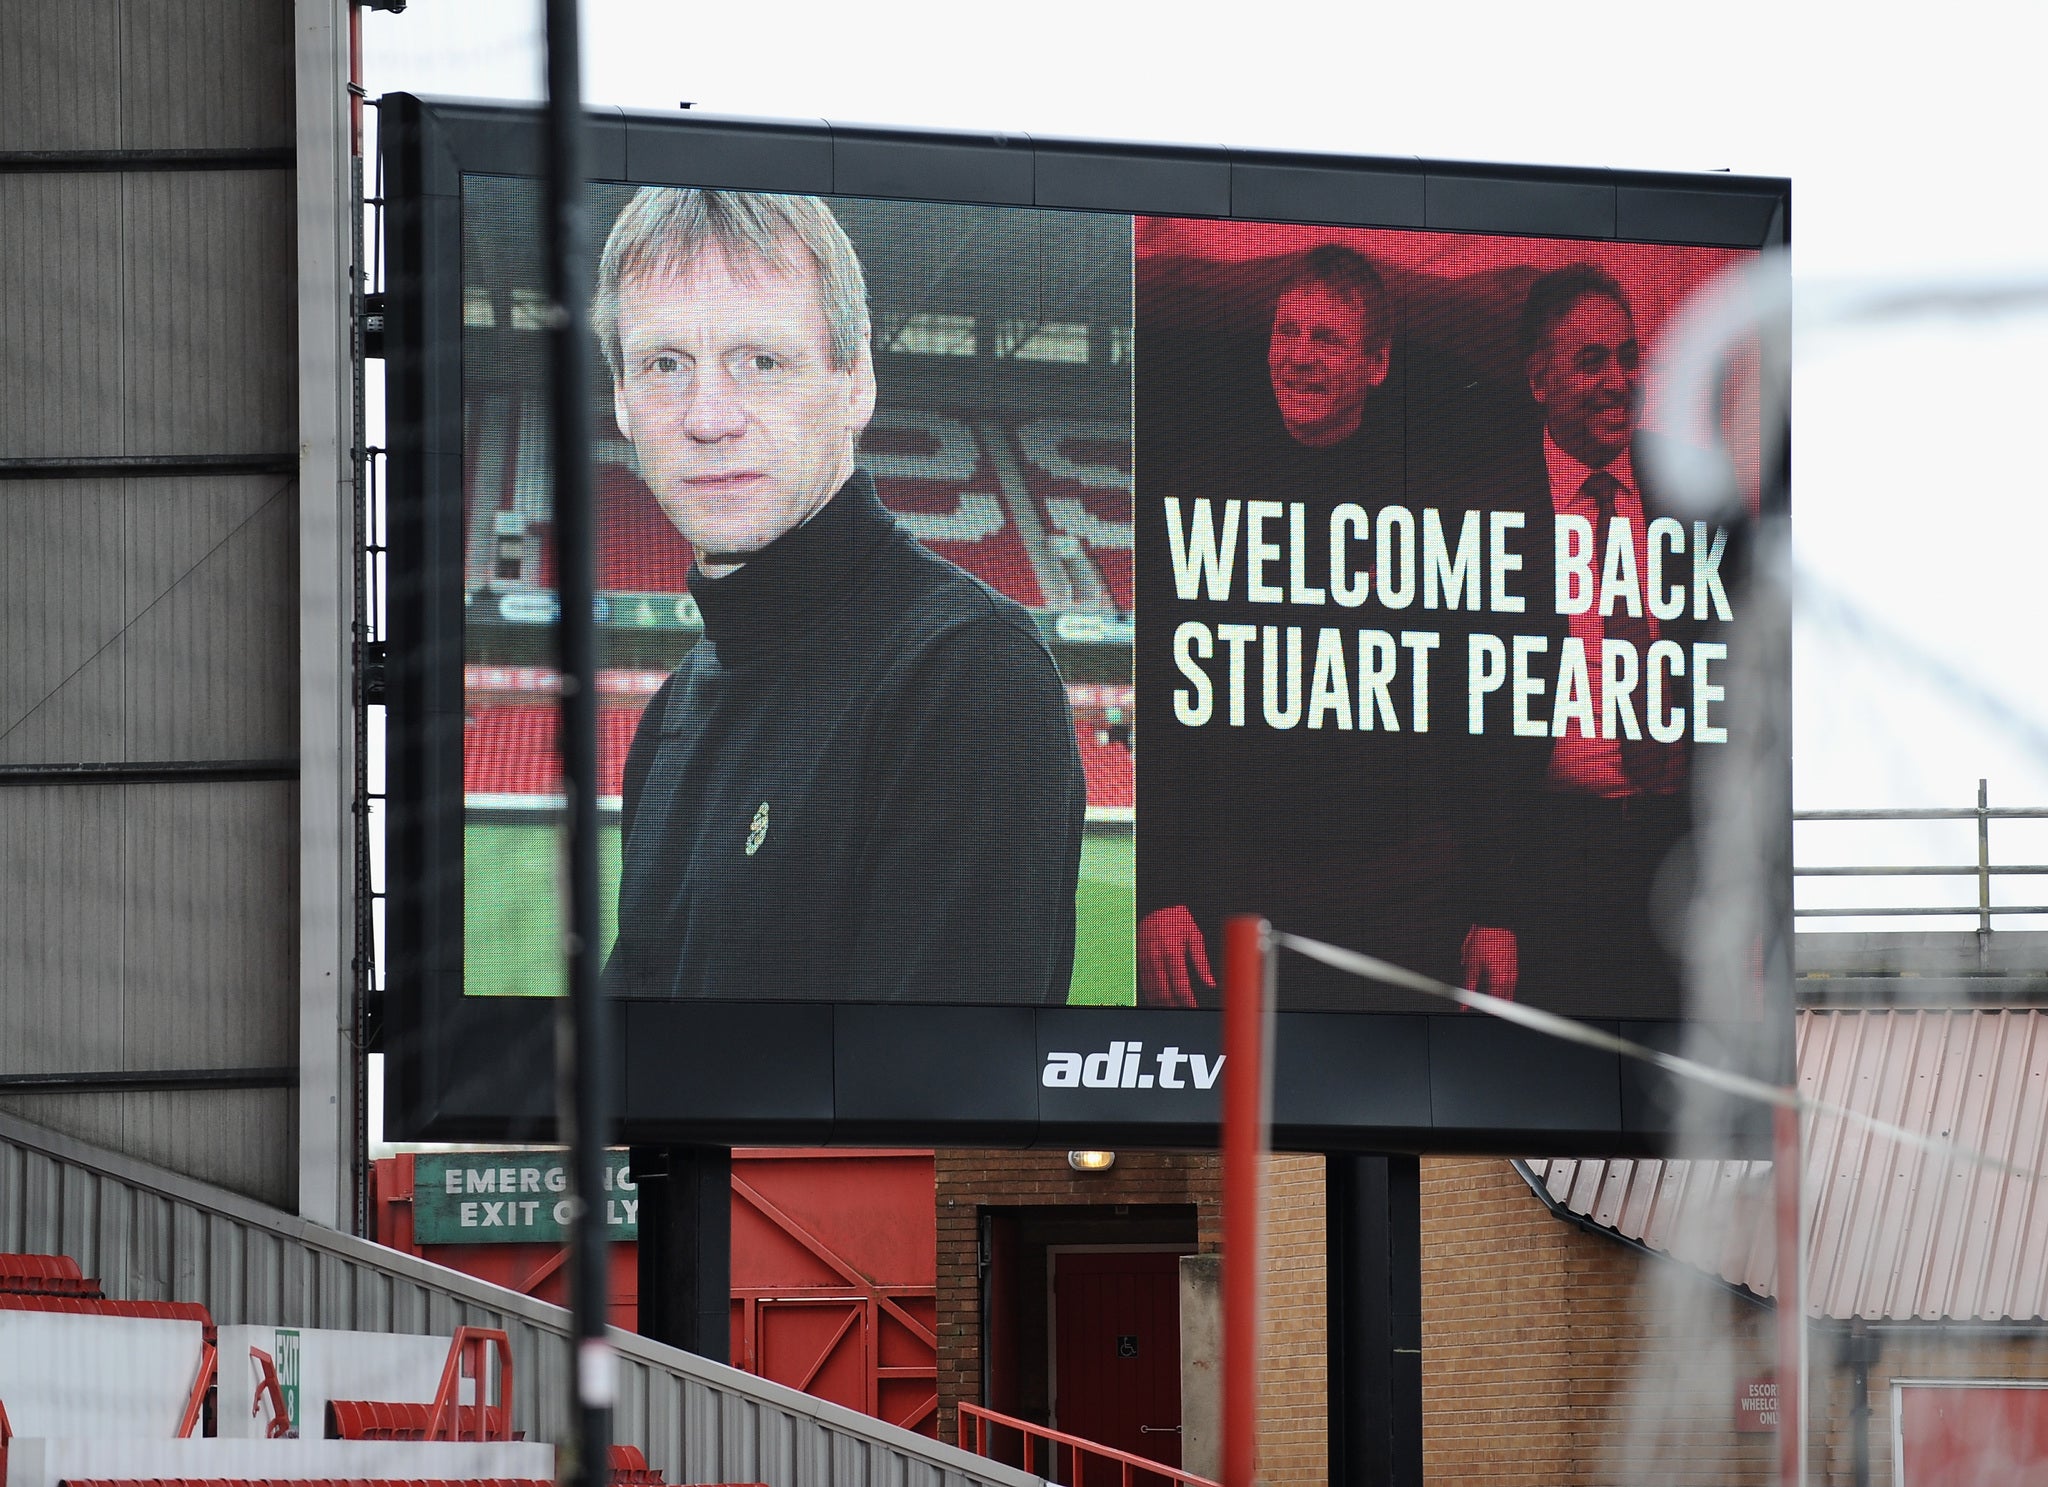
1510,1159,1772,1311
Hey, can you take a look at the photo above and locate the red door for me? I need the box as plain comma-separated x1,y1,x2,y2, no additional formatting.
1053,1250,1183,1482
1899,1384,2048,1486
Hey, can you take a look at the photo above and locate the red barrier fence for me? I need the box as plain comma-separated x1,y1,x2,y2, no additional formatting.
957,1401,1220,1487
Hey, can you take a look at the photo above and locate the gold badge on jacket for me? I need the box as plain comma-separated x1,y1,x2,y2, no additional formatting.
745,801,771,856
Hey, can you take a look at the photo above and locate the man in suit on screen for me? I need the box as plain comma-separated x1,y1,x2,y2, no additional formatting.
1456,263,1737,1018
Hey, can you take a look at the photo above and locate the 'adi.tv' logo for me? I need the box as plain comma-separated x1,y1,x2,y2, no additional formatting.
1041,1041,1225,1091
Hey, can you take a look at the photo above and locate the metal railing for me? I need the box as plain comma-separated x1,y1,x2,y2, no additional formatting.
958,1402,1218,1487
0,1110,1037,1487
1795,779,2048,930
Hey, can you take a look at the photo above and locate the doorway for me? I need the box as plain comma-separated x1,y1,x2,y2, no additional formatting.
1051,1247,1184,1480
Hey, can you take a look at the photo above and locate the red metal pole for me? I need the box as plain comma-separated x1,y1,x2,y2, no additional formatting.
1774,1101,1803,1487
1221,914,1269,1487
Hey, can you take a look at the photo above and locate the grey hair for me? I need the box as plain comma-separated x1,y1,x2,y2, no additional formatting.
591,187,870,380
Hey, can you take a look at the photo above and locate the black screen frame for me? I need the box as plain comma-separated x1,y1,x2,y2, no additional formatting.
381,92,1790,1155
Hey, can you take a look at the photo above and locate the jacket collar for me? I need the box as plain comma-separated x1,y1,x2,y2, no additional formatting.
684,469,893,671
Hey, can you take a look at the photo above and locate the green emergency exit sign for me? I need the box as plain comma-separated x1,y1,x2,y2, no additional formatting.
412,1151,638,1244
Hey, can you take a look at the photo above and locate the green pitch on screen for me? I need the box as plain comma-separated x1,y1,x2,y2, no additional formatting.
464,820,1137,1005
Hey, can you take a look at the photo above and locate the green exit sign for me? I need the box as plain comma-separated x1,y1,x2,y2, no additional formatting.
412,1151,638,1244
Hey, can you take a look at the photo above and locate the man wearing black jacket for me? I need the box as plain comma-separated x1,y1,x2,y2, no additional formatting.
594,187,1085,1004
1456,264,1737,1018
1135,245,1473,1009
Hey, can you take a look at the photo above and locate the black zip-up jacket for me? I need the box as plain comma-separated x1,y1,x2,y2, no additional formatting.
604,470,1085,1004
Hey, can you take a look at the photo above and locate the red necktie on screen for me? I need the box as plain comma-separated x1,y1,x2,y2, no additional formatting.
1583,468,1683,795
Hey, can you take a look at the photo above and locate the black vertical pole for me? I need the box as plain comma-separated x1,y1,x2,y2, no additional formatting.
542,0,611,1480
631,1145,732,1361
1327,1154,1423,1487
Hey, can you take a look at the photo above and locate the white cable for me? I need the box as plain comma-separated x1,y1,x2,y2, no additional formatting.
1273,929,2043,1182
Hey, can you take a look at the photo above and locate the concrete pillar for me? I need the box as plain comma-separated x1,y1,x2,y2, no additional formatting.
1179,1253,1223,1479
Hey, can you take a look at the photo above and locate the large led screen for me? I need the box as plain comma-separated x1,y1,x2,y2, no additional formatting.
457,186,1753,1020
385,96,1788,1148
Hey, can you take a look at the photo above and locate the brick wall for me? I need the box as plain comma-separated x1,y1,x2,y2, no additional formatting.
934,1148,1222,1446
1420,1158,2048,1486
935,1147,1329,1486
1259,1153,1328,1486
938,1151,2048,1486
1422,1155,1775,1486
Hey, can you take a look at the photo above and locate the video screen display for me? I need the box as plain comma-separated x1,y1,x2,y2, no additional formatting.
455,178,1755,1023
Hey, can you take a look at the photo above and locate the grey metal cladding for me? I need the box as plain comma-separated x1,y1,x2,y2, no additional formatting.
123,475,298,761
0,1,123,151
123,782,297,1067
0,777,295,1206
123,170,296,456
832,125,1035,207
117,0,293,151
0,1094,129,1185
1035,138,1230,217
1425,170,1617,239
0,789,126,1070
2,1111,1043,1485
0,1090,293,1213
622,110,833,194
1229,152,1427,229
0,479,127,763
0,173,127,457
138,1090,294,1210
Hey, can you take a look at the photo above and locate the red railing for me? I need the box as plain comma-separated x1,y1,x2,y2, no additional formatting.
249,1346,294,1438
177,1340,215,1438
957,1402,1220,1487
427,1326,515,1440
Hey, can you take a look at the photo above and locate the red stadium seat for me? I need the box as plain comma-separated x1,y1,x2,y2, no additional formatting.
1006,419,1133,613
62,1480,553,1487
866,411,1047,608
0,1252,102,1298
599,703,642,796
1073,713,1135,811
607,1445,668,1485
597,461,695,594
463,702,646,800
326,1398,513,1441
0,1292,210,1328
463,706,558,798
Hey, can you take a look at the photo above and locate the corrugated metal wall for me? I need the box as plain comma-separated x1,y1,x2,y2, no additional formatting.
0,1,300,1206
1528,1008,2048,1323
0,1110,1037,1487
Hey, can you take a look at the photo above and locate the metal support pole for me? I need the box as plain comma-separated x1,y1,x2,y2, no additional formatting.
1845,1321,1877,1487
1774,1102,1804,1487
630,1145,732,1362
1977,778,1992,965
1326,1154,1423,1487
542,0,612,1480
1221,914,1270,1487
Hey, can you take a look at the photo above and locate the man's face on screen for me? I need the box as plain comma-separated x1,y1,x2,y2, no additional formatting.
612,243,876,575
1529,291,1640,469
1266,281,1389,448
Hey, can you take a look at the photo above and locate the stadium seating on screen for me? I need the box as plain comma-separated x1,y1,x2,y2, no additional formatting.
1008,418,1132,614
463,702,639,800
